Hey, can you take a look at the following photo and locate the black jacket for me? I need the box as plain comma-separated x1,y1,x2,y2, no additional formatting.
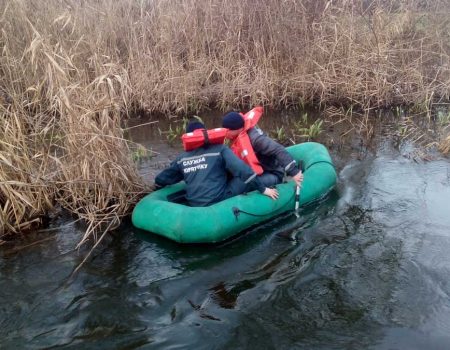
248,126,300,180
155,144,265,207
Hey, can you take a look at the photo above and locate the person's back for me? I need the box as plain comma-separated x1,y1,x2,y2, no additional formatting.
165,143,230,206
247,126,295,180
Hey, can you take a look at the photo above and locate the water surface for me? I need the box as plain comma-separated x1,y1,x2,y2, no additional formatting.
1,111,450,349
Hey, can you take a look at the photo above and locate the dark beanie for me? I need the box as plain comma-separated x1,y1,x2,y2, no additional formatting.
222,112,244,130
186,120,205,133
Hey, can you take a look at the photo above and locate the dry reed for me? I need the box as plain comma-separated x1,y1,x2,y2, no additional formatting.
0,0,148,243
0,105,55,237
439,135,450,154
3,0,445,113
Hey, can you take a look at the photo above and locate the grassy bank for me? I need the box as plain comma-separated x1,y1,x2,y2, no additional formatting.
1,0,449,241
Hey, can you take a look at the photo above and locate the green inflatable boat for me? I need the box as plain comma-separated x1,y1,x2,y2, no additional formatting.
132,142,336,243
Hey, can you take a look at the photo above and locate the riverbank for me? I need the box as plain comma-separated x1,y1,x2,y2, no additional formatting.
1,0,450,241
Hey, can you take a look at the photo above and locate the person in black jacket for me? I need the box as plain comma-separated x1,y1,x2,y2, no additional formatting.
222,112,304,187
154,120,279,207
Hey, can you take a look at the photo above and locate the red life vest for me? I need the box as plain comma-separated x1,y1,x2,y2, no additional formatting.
230,107,264,175
181,128,227,151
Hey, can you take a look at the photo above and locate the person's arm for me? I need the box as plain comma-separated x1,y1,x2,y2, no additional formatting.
222,147,278,199
155,159,183,188
252,134,300,177
292,170,303,187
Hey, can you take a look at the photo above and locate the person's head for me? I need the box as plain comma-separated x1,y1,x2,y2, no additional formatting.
222,112,244,139
185,119,205,133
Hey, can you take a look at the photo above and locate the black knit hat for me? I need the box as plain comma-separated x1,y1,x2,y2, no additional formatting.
186,120,205,133
222,112,244,130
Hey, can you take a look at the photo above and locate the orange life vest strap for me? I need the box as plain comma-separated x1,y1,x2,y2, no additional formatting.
230,107,264,175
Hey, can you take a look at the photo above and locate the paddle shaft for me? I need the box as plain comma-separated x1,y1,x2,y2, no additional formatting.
294,185,300,211
294,161,303,213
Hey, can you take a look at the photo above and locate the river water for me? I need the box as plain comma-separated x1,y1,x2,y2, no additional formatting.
1,111,450,349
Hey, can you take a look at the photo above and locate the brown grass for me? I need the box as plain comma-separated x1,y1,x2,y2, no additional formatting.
1,0,450,242
0,0,147,243
4,0,448,113
440,136,450,154
0,106,55,236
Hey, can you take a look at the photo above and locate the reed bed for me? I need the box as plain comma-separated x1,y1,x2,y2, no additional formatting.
54,66,147,247
0,106,55,236
1,0,450,241
0,0,147,242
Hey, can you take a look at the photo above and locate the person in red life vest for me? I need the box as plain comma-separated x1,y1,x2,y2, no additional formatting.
154,119,279,207
222,108,304,188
